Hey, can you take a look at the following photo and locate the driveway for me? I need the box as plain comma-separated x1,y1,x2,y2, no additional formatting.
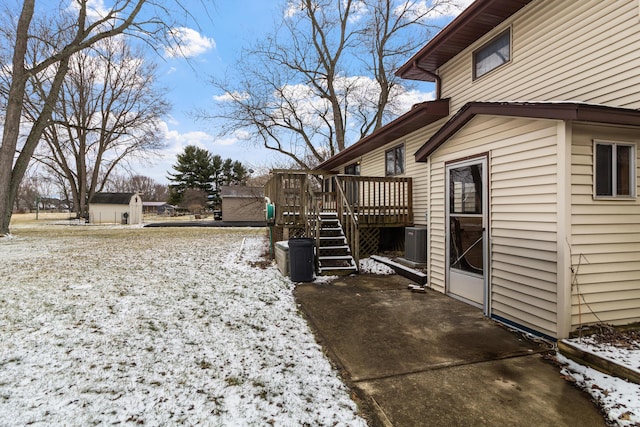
295,274,606,427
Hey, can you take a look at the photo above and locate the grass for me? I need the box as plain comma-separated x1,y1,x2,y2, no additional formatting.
7,213,267,240
0,221,365,426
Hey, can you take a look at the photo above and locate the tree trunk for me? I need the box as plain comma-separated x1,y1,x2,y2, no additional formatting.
8,57,71,227
0,0,35,235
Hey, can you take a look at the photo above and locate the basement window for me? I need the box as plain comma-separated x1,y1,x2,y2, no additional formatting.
594,140,636,198
473,29,511,79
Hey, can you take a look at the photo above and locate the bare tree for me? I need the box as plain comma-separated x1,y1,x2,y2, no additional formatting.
105,173,168,202
0,0,205,235
181,188,208,213
206,0,464,169
15,173,38,213
30,37,169,218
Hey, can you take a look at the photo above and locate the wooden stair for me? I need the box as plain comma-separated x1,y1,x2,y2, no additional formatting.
316,212,358,276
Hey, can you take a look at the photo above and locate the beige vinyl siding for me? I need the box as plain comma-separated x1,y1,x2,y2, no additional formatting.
570,124,640,329
428,159,446,292
339,120,445,226
439,0,640,113
429,116,560,337
221,198,265,222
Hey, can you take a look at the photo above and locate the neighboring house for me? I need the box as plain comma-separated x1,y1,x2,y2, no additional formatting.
142,201,174,215
89,192,143,225
220,186,265,223
268,0,640,339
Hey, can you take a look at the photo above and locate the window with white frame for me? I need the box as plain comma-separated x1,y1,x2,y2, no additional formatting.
385,144,404,176
594,140,636,198
473,29,511,79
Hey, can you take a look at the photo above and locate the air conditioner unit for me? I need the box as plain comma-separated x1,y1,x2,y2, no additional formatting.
405,226,427,263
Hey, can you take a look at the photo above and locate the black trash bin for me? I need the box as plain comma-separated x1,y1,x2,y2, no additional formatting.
288,238,315,282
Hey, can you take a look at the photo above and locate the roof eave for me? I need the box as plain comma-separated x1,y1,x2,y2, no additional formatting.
317,99,450,171
415,102,640,162
396,0,534,82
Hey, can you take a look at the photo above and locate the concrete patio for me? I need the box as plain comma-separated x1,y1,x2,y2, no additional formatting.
295,274,606,426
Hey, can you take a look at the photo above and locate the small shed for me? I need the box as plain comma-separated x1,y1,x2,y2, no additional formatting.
220,186,265,222
89,192,143,225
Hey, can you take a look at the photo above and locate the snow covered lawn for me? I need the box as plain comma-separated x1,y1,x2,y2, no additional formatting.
0,226,366,426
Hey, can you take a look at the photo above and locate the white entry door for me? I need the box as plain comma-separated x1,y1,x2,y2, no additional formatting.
446,158,489,314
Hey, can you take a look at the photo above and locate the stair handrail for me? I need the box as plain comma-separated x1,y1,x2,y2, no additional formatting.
301,174,323,271
333,176,360,269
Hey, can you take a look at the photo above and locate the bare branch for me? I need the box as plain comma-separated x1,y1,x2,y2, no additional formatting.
202,0,462,170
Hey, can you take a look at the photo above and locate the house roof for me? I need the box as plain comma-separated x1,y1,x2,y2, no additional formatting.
89,192,137,205
415,102,640,161
396,0,533,82
220,186,264,198
316,99,450,171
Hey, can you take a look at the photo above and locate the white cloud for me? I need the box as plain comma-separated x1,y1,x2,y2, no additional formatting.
284,1,302,18
393,87,436,112
158,122,249,158
164,27,216,59
214,130,250,146
286,0,369,23
213,91,250,103
347,0,368,23
396,0,474,21
66,0,109,21
214,137,241,146
158,121,211,156
126,122,252,183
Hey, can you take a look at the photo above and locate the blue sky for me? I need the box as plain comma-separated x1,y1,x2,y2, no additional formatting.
135,0,285,183
133,0,471,184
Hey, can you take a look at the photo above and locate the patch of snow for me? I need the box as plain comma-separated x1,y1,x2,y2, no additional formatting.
0,228,366,426
359,257,396,275
312,274,339,285
557,354,640,426
563,337,640,374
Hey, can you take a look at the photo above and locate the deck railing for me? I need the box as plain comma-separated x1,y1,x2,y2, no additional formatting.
265,170,413,263
323,175,413,227
265,170,413,228
333,176,360,266
264,170,322,232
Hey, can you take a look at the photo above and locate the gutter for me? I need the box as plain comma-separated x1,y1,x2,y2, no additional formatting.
413,61,441,100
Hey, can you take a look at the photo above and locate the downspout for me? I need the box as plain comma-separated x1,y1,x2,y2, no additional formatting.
413,61,441,100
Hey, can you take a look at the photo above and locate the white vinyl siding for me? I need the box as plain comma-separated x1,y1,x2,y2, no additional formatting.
429,116,560,337
570,124,640,329
439,0,640,113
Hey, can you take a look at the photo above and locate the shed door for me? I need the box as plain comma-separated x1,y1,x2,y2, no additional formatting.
446,158,489,314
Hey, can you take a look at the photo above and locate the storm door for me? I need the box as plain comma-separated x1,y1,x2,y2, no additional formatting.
446,158,489,314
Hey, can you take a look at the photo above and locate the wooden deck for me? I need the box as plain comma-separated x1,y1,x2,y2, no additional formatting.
264,170,413,229
264,170,413,265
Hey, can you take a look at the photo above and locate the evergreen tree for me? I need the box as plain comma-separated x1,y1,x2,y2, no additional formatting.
167,145,251,207
167,145,215,205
